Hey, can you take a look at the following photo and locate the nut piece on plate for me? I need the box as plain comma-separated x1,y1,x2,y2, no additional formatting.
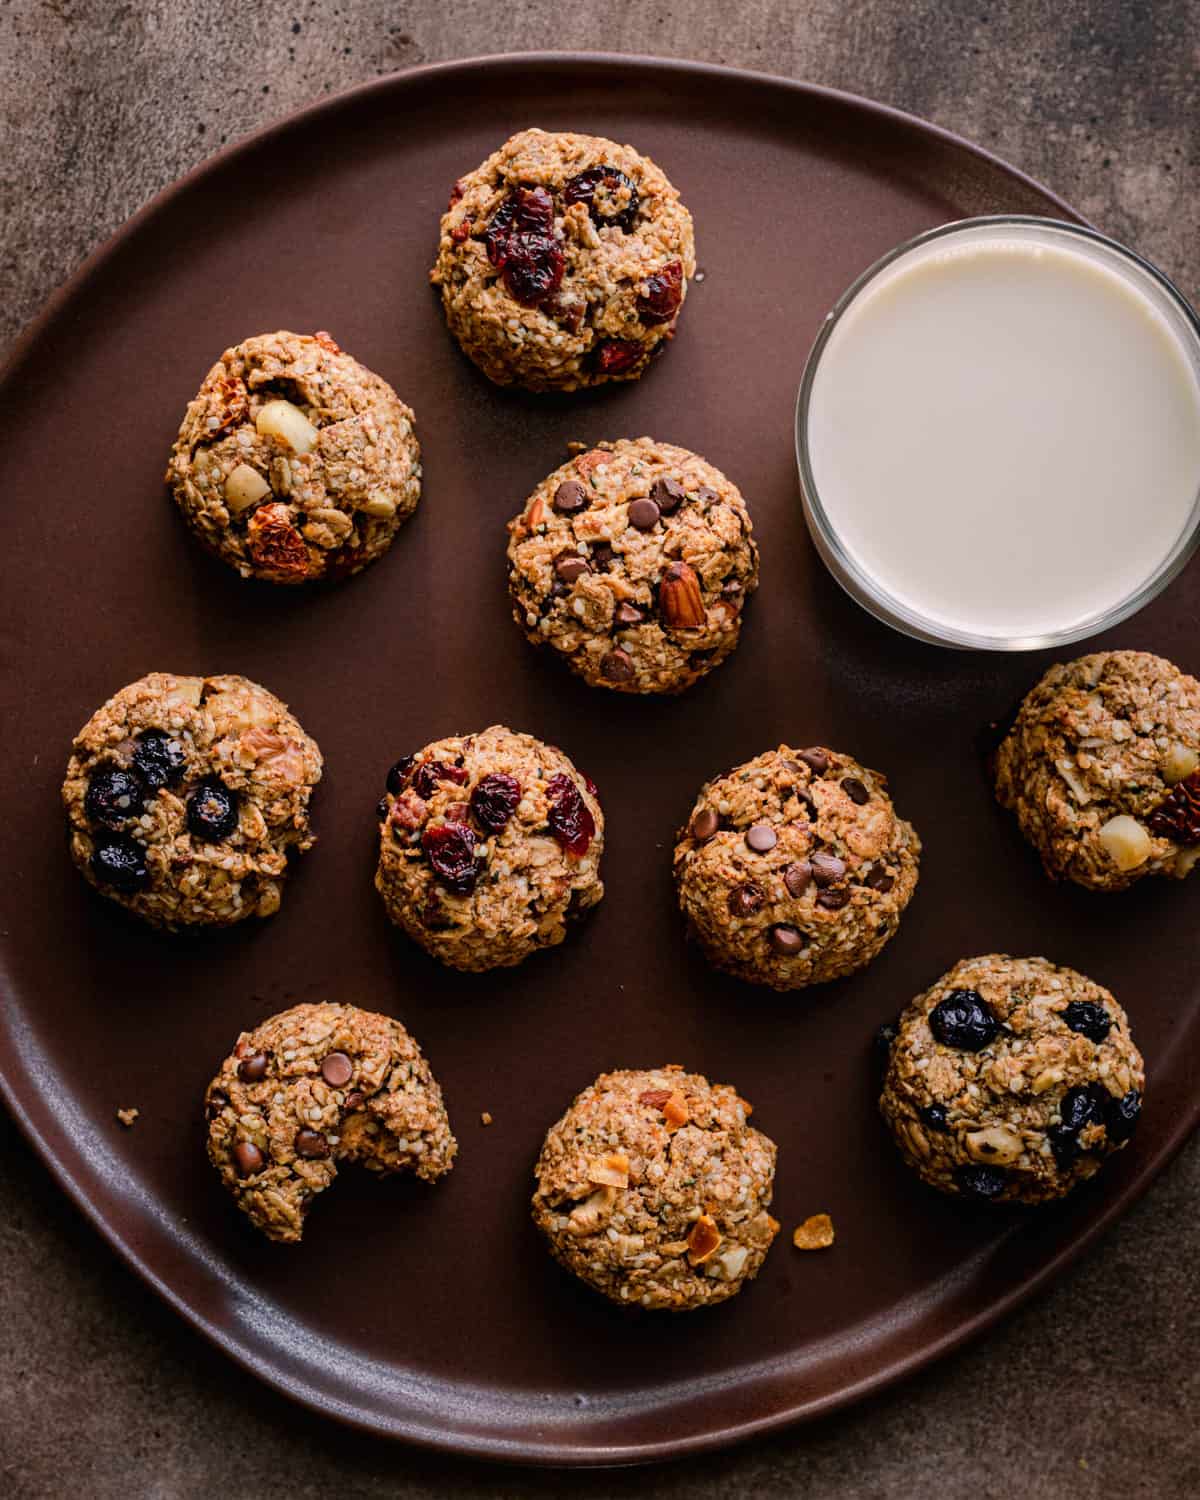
673,744,920,990
531,1066,779,1310
792,1213,835,1250
166,330,421,584
430,127,695,392
506,437,759,696
374,725,604,972
205,1002,456,1244
61,671,322,930
878,954,1145,1205
993,649,1200,891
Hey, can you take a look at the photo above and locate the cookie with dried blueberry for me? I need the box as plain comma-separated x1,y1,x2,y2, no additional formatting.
673,745,920,990
166,330,421,583
374,725,604,972
205,1002,456,1244
430,128,696,391
507,438,759,695
994,650,1200,891
879,955,1145,1205
532,1065,779,1310
62,672,322,929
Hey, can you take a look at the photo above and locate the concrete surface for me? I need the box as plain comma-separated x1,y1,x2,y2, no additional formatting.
1,2,1198,1495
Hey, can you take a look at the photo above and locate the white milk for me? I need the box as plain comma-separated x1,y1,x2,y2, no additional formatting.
804,224,1200,643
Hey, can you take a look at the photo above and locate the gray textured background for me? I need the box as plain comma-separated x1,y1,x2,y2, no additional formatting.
2,3,1198,1496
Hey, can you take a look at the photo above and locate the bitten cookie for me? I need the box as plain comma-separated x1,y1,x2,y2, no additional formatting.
531,1066,779,1310
205,1002,456,1243
674,745,920,990
994,650,1200,891
430,128,696,391
167,330,421,583
375,725,604,972
507,438,759,695
62,672,322,929
879,955,1144,1204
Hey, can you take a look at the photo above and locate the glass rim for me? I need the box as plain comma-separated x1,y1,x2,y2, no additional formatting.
794,214,1200,651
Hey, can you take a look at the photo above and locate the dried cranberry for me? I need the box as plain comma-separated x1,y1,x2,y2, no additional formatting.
1147,769,1200,844
637,260,684,324
412,760,470,800
386,756,415,795
582,772,600,799
421,822,480,895
546,773,595,857
594,339,643,375
470,773,521,834
501,233,564,306
563,165,640,230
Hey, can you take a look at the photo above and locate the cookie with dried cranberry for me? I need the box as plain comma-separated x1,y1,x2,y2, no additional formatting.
375,724,604,972
674,745,920,990
431,128,695,391
206,1002,456,1244
507,438,758,695
994,650,1200,891
167,330,421,583
62,672,322,929
879,955,1145,1205
532,1065,779,1311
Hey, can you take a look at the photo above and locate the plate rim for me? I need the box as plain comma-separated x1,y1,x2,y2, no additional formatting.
2,50,1184,1469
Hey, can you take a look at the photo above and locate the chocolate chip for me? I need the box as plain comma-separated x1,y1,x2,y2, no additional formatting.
614,602,645,627
554,553,590,583
320,1051,353,1087
206,1088,229,1120
817,886,851,911
600,648,635,682
745,823,777,853
650,477,685,513
237,1052,268,1083
784,860,812,898
627,497,660,530
233,1141,264,1177
553,480,588,514
343,1091,366,1111
842,777,870,805
796,748,829,775
294,1128,330,1159
810,851,846,887
865,864,895,893
770,924,805,955
693,485,718,506
591,542,615,570
690,807,719,842
728,882,764,917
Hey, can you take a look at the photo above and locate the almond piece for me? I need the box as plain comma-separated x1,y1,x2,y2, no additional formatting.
686,1213,723,1264
224,463,271,514
1164,743,1200,785
966,1125,1023,1164
658,561,706,629
255,398,319,455
638,1087,673,1108
567,1184,616,1234
792,1213,835,1251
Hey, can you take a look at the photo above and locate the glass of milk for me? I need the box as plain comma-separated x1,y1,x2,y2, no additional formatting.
796,217,1200,649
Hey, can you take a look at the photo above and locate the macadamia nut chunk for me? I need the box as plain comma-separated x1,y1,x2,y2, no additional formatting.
532,1066,779,1310
994,649,1200,891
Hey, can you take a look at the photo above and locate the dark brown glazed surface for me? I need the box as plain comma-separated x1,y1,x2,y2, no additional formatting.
0,55,1196,1465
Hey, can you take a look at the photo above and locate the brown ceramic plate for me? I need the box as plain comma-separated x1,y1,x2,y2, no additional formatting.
1,53,1197,1467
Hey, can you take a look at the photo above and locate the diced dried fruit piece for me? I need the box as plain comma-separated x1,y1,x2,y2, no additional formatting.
501,234,565,306
469,772,521,834
686,1213,723,1265
255,398,319,455
792,1213,835,1250
1098,813,1154,868
224,463,271,514
421,821,480,895
546,773,595,856
412,760,470,800
1146,770,1200,845
562,165,640,230
587,1152,630,1188
207,375,249,439
593,338,642,375
637,259,684,324
659,561,706,629
312,330,341,354
662,1090,689,1130
247,502,312,580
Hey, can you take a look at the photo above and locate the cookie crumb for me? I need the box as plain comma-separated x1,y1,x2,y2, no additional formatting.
566,440,587,455
480,1111,494,1126
116,1107,140,1128
792,1213,834,1250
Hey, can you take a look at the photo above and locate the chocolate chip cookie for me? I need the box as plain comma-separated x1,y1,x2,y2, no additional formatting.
507,438,759,695
531,1066,779,1310
994,649,1200,891
879,955,1145,1204
375,725,604,972
167,330,421,583
430,128,695,391
674,745,920,989
63,672,322,929
206,1002,456,1243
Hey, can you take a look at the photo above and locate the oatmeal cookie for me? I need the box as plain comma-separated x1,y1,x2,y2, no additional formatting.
994,650,1200,892
167,330,421,583
879,955,1145,1204
205,1002,456,1243
63,672,321,929
375,725,604,972
674,745,920,990
531,1066,779,1310
507,438,759,695
430,128,696,391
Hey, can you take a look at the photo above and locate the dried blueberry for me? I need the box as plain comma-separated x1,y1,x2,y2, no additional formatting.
470,773,521,835
84,766,145,829
1059,1083,1108,1135
954,1164,1008,1199
187,781,239,841
928,990,999,1052
132,729,186,790
1106,1089,1141,1143
920,1103,950,1133
91,833,149,892
1062,1001,1112,1043
563,164,640,230
421,822,480,895
1047,1125,1081,1170
386,756,415,795
546,773,595,857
